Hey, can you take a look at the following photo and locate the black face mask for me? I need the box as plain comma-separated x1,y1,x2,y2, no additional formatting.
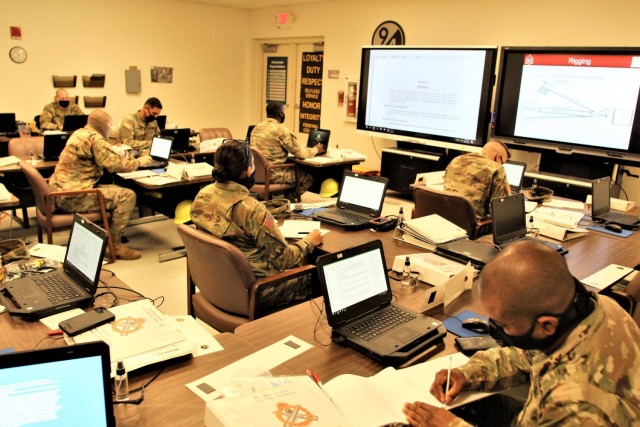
58,100,70,108
277,111,285,123
488,280,594,351
145,114,157,123
237,171,255,190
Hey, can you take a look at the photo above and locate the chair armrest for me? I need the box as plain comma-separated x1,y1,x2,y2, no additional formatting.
45,188,108,216
474,218,493,239
249,264,318,319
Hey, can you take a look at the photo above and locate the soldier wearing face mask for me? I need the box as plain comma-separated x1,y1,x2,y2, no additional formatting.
39,89,84,130
115,97,163,152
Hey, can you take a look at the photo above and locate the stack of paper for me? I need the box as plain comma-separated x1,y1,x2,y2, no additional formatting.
403,214,467,245
530,206,583,228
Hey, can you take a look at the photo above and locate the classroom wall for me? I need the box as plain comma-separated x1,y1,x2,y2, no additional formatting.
247,0,640,201
1,0,251,138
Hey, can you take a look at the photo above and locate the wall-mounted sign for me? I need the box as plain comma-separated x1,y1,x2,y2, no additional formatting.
266,57,288,103
298,52,323,133
371,20,405,45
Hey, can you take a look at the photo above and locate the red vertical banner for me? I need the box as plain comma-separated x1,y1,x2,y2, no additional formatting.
299,52,323,133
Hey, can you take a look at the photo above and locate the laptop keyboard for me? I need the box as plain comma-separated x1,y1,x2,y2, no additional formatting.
33,273,83,303
323,208,370,222
346,306,416,341
601,211,640,224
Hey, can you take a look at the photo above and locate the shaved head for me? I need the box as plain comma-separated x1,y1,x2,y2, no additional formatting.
480,240,575,322
482,140,511,164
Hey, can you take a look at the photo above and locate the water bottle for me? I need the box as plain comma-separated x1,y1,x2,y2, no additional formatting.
401,256,411,287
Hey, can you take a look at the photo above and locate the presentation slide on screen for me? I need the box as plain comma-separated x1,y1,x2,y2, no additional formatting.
515,58,640,150
324,250,387,314
364,50,485,140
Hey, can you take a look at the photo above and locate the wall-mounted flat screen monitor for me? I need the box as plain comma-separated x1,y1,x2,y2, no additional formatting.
493,46,640,164
357,46,498,152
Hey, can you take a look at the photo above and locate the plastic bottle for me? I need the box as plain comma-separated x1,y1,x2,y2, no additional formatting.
29,150,36,165
190,153,195,164
397,207,404,228
401,256,411,287
115,360,130,401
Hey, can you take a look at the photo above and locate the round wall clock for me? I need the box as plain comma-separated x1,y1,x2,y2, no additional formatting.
9,46,27,64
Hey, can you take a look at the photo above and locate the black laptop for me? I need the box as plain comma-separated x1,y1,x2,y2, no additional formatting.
436,239,499,269
0,341,115,426
62,114,88,132
317,239,447,366
502,160,527,193
591,176,640,229
307,128,331,149
492,193,567,254
156,115,167,130
161,128,191,152
138,135,173,170
313,171,389,229
0,112,18,136
0,215,108,320
43,132,70,160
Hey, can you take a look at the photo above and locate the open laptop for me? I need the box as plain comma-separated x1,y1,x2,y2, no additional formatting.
307,128,331,149
317,239,447,366
161,128,191,152
492,193,567,254
503,160,527,193
138,135,174,170
156,115,167,130
591,176,640,229
0,112,18,136
0,215,108,320
62,114,88,132
43,132,70,160
312,171,389,229
0,341,115,426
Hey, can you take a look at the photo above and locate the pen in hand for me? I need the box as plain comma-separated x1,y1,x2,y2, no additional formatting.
444,356,452,408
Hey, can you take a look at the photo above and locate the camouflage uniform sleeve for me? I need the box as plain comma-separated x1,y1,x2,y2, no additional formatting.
70,104,84,115
39,103,58,130
456,346,532,392
91,136,141,173
236,201,312,271
280,129,317,159
117,115,148,150
488,167,510,201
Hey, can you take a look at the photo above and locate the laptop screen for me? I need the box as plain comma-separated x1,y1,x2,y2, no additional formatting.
161,128,190,152
44,133,69,159
492,193,527,245
0,341,115,426
307,128,331,148
62,115,88,132
0,113,17,133
150,136,173,160
503,161,526,190
64,215,108,291
591,176,611,217
317,240,391,326
338,172,388,214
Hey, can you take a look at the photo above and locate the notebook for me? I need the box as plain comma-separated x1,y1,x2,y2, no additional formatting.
0,214,108,320
436,239,499,269
316,239,447,366
502,160,527,193
62,114,88,132
591,176,640,228
492,193,567,254
43,132,70,160
0,341,115,426
161,128,191,152
307,128,331,148
138,135,173,169
312,171,389,229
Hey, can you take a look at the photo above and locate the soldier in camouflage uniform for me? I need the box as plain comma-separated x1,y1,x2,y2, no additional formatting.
191,139,323,307
49,110,154,260
444,140,511,220
114,97,163,152
39,89,84,130
250,101,325,196
403,240,640,427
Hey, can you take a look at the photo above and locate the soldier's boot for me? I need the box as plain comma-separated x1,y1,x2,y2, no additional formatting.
107,243,141,261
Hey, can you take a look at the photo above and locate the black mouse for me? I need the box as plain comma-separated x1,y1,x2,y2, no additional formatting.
461,318,490,334
604,223,623,233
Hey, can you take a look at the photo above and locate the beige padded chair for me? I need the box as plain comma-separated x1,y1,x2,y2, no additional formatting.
198,128,232,142
19,161,116,263
5,137,46,228
177,223,318,332
412,185,492,240
250,147,301,202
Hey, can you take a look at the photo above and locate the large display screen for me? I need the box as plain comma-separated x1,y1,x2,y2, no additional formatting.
357,46,498,152
493,46,640,163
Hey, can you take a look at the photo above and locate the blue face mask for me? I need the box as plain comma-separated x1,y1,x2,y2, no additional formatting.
488,280,593,351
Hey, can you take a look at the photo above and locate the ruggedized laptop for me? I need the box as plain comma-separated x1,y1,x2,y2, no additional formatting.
43,132,70,160
62,114,88,132
312,171,389,230
316,239,447,366
0,341,115,426
0,215,108,320
306,128,331,149
502,160,527,193
138,135,174,170
161,128,191,152
591,176,640,229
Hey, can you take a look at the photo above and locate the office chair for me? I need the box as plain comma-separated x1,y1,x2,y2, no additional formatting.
601,272,640,326
5,137,46,228
177,223,318,333
198,128,232,142
250,147,301,202
19,161,116,263
412,185,492,240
